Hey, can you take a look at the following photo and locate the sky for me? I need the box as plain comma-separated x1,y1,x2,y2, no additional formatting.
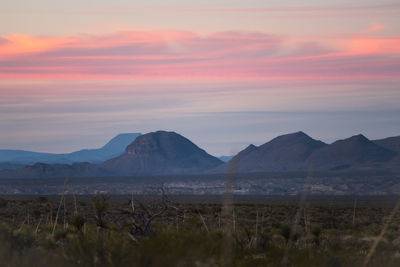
1,0,400,156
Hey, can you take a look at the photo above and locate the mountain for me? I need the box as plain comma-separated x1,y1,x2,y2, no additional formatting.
214,132,326,173
102,131,223,176
0,133,141,170
373,136,400,154
307,134,397,171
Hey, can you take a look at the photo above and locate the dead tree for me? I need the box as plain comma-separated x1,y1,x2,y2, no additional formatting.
128,187,174,242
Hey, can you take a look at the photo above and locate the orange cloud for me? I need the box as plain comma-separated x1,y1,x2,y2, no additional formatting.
346,37,400,55
0,34,76,57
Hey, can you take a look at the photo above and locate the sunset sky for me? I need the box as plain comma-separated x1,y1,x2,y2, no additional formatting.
1,0,400,156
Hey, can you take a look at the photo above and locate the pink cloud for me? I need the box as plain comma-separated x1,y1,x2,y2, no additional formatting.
360,22,386,34
0,30,399,81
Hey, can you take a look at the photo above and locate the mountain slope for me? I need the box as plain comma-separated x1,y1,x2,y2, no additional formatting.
215,132,326,173
0,133,141,170
308,134,397,171
102,131,223,175
373,136,400,154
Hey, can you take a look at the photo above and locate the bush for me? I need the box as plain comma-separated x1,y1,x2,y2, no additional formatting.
70,213,85,232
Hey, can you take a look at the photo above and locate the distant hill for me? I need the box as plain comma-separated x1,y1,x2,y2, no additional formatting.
102,131,223,176
214,132,326,173
0,133,141,170
0,162,112,179
308,134,397,171
373,136,400,154
214,132,399,173
218,156,233,162
369,136,400,171
0,162,26,171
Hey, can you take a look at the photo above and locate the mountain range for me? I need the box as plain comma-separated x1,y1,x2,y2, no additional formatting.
308,134,396,171
0,131,399,178
217,132,399,173
0,131,222,178
0,133,141,170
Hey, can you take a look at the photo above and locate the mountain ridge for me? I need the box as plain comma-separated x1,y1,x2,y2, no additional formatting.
0,131,399,178
0,133,141,170
307,134,397,171
213,131,327,173
373,136,400,154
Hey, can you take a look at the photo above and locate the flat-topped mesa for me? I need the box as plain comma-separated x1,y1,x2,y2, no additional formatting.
100,133,142,154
